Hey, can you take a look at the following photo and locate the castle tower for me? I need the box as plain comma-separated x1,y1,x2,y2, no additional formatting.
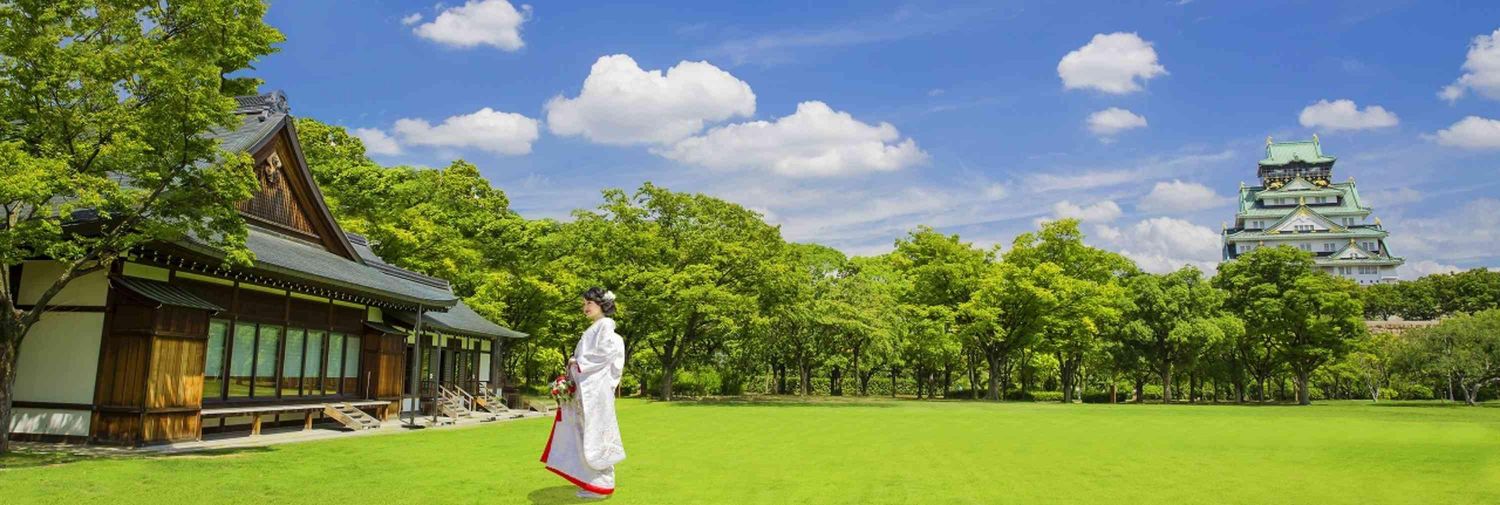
1222,137,1403,284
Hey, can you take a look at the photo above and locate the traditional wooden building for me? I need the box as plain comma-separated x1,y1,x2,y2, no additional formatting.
7,92,527,445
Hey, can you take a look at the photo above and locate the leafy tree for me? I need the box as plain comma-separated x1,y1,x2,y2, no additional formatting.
1216,246,1364,405
570,183,781,400
1276,273,1365,405
1346,330,1399,402
1361,283,1400,321
890,227,987,398
0,0,280,453
1410,309,1500,405
1127,267,1228,403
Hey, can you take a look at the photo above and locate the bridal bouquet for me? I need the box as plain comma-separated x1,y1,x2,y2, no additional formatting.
549,374,577,404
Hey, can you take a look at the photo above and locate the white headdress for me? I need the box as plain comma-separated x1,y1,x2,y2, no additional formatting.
602,290,616,302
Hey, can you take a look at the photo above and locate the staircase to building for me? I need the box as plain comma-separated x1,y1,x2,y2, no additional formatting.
322,403,382,431
470,382,525,419
436,384,476,420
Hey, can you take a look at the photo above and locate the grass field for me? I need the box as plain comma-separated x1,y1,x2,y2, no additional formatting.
3,398,1498,504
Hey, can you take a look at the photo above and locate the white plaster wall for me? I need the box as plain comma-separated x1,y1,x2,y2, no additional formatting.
480,354,492,382
8,408,90,437
19,260,109,306
14,312,104,404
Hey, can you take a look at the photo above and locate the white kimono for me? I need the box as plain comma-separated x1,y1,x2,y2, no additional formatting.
541,317,627,495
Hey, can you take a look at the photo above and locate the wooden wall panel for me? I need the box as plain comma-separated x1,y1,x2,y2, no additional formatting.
237,138,318,237
147,336,206,409
332,305,363,333
143,412,201,444
93,334,148,407
237,289,285,322
90,413,143,445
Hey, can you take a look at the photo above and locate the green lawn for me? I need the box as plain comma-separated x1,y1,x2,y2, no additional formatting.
3,398,1498,504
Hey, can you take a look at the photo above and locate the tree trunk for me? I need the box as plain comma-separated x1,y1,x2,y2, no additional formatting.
1160,362,1173,404
966,350,979,400
1108,383,1117,404
850,345,862,397
798,359,811,396
1133,378,1145,404
0,337,18,454
1295,369,1311,406
890,367,898,398
986,353,1002,401
830,366,843,396
659,359,676,401
942,365,952,399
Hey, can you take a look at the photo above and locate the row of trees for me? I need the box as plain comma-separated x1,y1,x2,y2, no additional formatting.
1361,268,1500,321
291,118,1500,408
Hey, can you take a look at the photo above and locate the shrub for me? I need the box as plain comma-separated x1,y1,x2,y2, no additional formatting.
1376,387,1400,401
1398,384,1436,400
1004,390,1064,402
1081,391,1118,404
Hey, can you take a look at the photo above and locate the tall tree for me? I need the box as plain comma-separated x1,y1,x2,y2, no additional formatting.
890,227,987,398
570,183,781,400
1127,266,1228,403
1411,309,1500,406
0,0,280,454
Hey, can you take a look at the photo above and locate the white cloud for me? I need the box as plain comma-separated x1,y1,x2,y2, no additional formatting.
1048,200,1122,223
1057,32,1167,94
1093,217,1222,274
353,128,402,156
657,101,927,177
413,0,530,51
1362,187,1423,207
1138,179,1228,214
1086,107,1148,136
400,13,424,26
546,54,756,146
1431,116,1500,149
1023,150,1236,193
1400,260,1461,279
1386,198,1500,268
1298,99,1399,131
392,107,539,155
1438,28,1500,102
983,183,1009,200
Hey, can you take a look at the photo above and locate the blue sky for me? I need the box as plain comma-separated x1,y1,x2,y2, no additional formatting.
250,0,1500,276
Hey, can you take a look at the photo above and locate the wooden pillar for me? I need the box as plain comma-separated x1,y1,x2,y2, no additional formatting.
303,411,314,431
251,413,262,436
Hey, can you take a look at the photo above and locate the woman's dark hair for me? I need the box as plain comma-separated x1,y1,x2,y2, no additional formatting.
582,287,616,317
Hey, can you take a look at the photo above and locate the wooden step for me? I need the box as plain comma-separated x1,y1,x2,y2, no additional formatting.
322,403,381,431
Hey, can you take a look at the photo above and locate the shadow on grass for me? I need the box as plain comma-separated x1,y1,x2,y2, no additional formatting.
656,396,899,408
0,445,274,470
1364,401,1498,409
528,485,585,504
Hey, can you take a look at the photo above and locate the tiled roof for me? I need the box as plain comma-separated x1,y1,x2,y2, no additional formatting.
1224,226,1388,241
112,277,226,312
390,300,529,339
1259,139,1336,166
177,225,458,306
1237,182,1371,218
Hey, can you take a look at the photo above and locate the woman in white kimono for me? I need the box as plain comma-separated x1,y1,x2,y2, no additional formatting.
541,287,627,499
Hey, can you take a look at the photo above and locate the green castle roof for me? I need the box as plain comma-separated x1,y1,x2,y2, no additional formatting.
1237,181,1371,219
1259,139,1336,166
